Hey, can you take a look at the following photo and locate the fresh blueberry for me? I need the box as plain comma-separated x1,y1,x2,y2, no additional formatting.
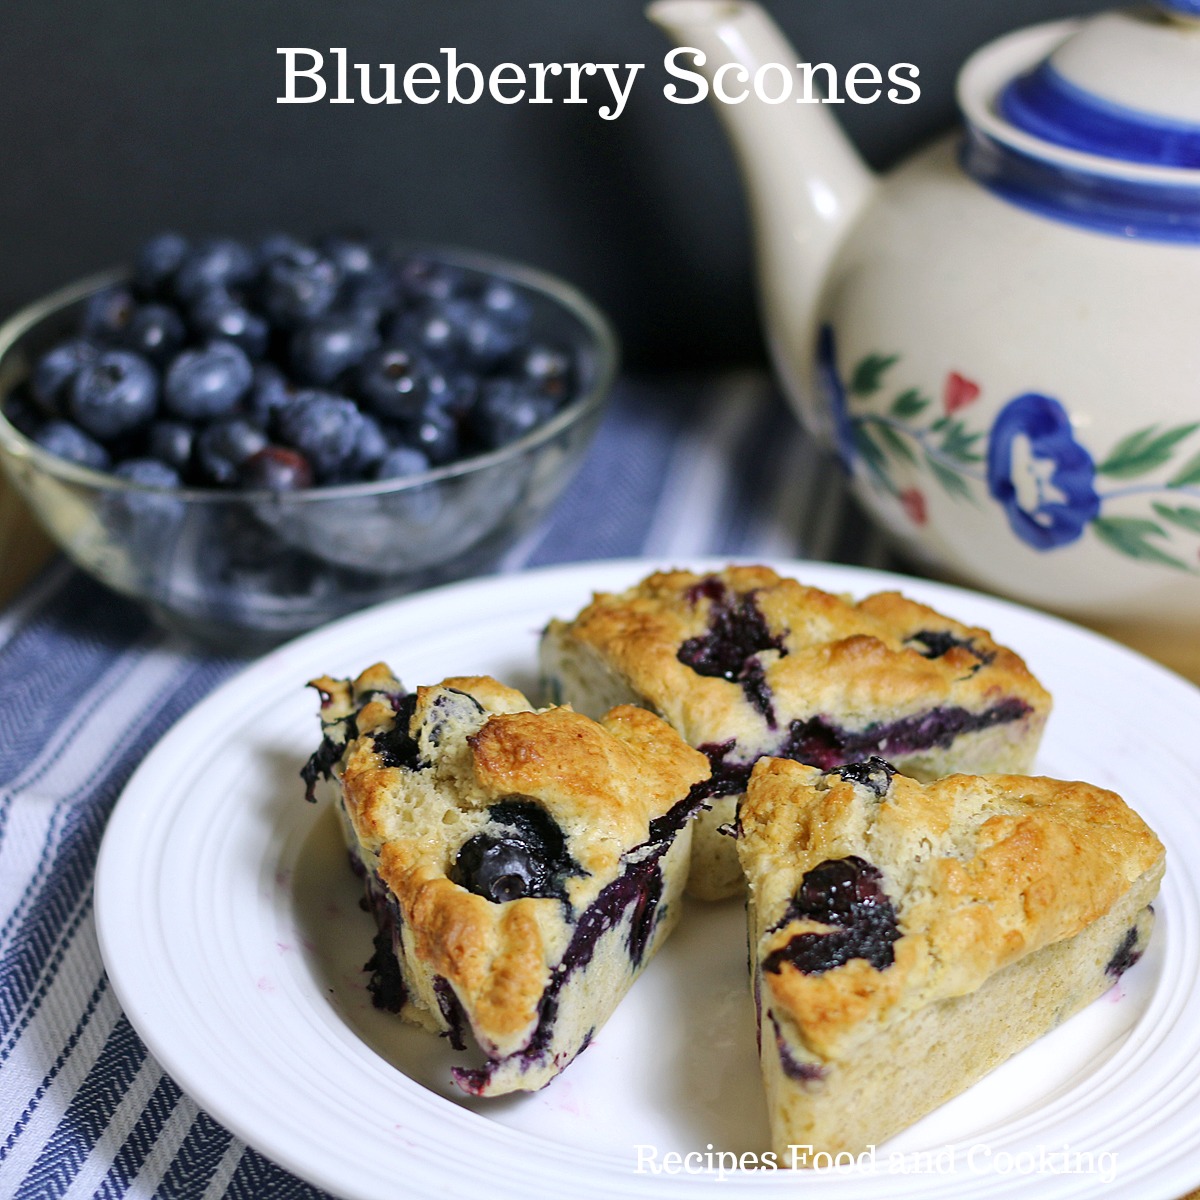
30,339,100,416
339,267,397,321
396,255,468,304
134,232,189,295
481,280,532,329
469,379,558,449
190,290,270,359
146,420,195,472
290,313,380,386
69,350,158,439
276,390,365,479
164,340,253,420
238,444,314,490
356,346,433,421
256,232,311,263
113,457,182,489
375,444,430,480
81,287,139,341
121,303,187,366
195,418,268,485
318,233,380,278
33,420,111,470
427,370,479,419
523,343,574,398
389,303,468,364
262,247,341,326
402,408,458,465
347,412,389,476
173,237,257,302
245,363,295,430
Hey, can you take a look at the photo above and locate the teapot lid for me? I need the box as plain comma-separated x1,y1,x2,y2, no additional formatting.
998,5,1200,167
958,6,1200,240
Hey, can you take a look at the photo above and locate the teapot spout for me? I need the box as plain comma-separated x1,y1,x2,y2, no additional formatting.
647,0,877,422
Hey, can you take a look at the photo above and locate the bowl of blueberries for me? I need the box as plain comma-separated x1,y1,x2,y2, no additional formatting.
0,233,617,651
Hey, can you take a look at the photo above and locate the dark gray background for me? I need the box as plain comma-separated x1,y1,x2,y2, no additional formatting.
0,0,1106,369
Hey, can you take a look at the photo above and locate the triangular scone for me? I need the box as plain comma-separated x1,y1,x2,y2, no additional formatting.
738,757,1165,1160
303,664,710,1096
540,566,1052,899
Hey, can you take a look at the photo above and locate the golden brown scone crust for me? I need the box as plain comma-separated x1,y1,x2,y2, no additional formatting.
322,666,709,1050
740,758,1165,1062
548,567,1051,748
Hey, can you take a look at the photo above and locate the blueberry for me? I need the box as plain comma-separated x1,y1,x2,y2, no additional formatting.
403,408,458,465
427,370,479,419
245,363,295,430
906,628,993,665
195,418,268,485
30,338,100,416
318,233,380,278
262,247,341,326
523,344,574,398
33,420,111,470
113,457,182,489
105,458,186,560
389,303,468,364
276,390,365,479
134,232,189,295
290,314,379,385
356,347,433,421
396,255,468,304
451,799,578,903
348,412,389,476
190,290,270,359
238,444,314,490
481,280,532,329
146,420,195,472
469,379,560,449
764,856,900,976
122,303,187,365
164,340,253,420
69,350,158,439
173,237,257,302
256,232,311,263
375,444,430,480
81,286,138,341
453,836,543,904
339,267,398,320
829,757,896,798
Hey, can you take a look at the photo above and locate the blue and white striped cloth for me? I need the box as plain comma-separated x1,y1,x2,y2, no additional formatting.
0,373,890,1200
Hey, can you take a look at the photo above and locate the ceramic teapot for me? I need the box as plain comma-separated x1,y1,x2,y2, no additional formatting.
648,0,1200,635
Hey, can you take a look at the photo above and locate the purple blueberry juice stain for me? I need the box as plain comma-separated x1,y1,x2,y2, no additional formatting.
433,976,468,1050
1105,925,1144,978
777,698,1032,772
905,628,994,665
370,692,423,769
764,856,900,976
768,1012,826,1083
450,791,700,1095
677,578,787,726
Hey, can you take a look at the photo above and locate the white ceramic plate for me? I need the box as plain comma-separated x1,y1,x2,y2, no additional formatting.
95,559,1200,1200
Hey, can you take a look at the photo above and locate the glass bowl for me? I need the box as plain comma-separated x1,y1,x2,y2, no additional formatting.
0,247,617,653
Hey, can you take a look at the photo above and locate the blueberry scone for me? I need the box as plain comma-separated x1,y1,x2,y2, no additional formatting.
539,566,1053,900
303,664,710,1096
739,756,1165,1159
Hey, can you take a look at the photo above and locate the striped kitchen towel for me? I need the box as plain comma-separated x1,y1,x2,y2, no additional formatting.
0,372,889,1199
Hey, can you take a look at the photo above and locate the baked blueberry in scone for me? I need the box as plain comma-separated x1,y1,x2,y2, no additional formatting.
302,663,710,1096
738,757,1165,1160
539,566,1053,900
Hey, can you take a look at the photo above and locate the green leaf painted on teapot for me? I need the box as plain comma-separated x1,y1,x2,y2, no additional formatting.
822,331,1200,576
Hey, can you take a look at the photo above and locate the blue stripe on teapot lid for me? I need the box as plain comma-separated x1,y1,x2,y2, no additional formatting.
996,8,1200,168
